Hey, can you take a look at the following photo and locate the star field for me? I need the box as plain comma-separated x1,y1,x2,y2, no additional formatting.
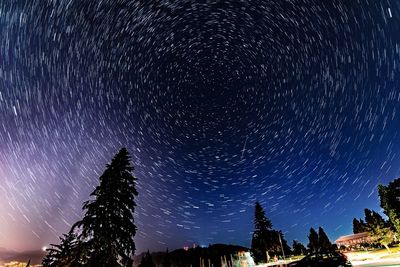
0,0,400,253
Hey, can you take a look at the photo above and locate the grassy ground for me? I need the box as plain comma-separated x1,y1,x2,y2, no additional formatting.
345,244,400,262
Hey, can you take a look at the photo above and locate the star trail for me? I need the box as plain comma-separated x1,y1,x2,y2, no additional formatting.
0,0,400,254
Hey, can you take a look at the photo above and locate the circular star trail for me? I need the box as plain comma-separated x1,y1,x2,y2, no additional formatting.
0,0,400,253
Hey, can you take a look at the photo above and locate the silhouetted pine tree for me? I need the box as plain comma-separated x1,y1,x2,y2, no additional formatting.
360,219,367,230
162,249,171,267
318,227,332,251
42,232,82,267
353,218,362,234
254,202,273,231
307,228,319,253
353,218,368,234
73,148,138,266
138,251,155,267
251,201,273,263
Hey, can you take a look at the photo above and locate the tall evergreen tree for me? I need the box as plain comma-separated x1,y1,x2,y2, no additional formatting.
73,148,138,266
251,201,273,263
353,218,362,234
318,227,332,251
364,209,373,225
254,201,273,231
378,178,400,234
353,218,368,234
359,219,368,232
42,232,82,267
307,228,319,253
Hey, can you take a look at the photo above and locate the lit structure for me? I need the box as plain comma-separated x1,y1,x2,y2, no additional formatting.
335,232,373,248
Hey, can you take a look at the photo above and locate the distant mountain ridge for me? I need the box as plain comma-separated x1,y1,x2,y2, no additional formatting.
0,248,46,265
0,247,17,262
133,244,249,267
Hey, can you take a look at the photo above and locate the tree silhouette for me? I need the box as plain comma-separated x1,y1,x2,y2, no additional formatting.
292,240,306,255
364,209,394,253
251,201,273,263
138,251,156,267
359,219,368,232
254,202,273,231
307,228,319,253
270,230,291,256
162,249,171,267
42,232,82,267
378,178,400,235
353,218,360,234
318,227,332,251
72,148,138,266
353,218,368,234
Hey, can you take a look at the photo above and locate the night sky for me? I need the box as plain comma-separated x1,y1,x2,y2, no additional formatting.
1,0,400,254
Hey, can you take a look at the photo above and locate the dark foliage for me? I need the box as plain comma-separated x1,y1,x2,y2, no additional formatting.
251,202,273,263
138,251,155,267
43,148,138,267
42,232,82,267
292,240,306,255
162,249,171,267
353,218,368,234
307,228,319,253
267,230,292,256
72,148,138,266
364,209,386,230
318,227,332,251
378,178,400,234
134,244,249,267
254,201,273,232
364,209,394,251
251,202,290,263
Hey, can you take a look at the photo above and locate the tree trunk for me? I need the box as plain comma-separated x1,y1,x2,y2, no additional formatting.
383,244,391,254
